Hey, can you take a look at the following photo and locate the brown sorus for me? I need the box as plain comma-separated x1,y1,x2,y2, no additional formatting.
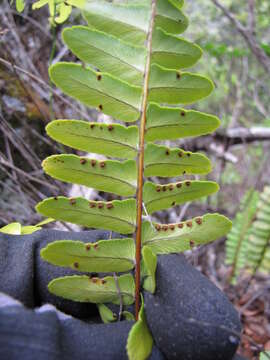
74,262,79,268
98,203,104,209
187,153,191,157
196,217,203,225
169,184,174,191
97,74,102,81
54,197,58,200
107,203,114,209
178,223,184,229
101,279,107,284
180,111,186,116
80,158,87,165
100,161,106,168
92,277,98,283
171,201,176,206
162,225,168,231
176,183,182,188
69,198,76,205
85,244,91,251
155,224,161,231
89,202,96,208
156,186,161,192
162,186,167,192
187,221,193,228
190,240,195,248
108,125,114,131
90,124,95,129
91,160,97,167
176,72,181,79
98,104,103,111
186,181,191,186
165,149,170,155
169,224,175,230
178,151,183,157
93,244,99,250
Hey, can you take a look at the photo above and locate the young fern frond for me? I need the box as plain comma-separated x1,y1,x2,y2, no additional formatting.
35,1,232,357
226,186,270,283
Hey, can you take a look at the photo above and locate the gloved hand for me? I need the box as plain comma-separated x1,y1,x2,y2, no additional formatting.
0,230,243,360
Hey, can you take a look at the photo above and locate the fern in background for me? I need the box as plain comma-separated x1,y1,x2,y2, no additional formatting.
30,0,232,358
226,186,270,283
226,190,259,283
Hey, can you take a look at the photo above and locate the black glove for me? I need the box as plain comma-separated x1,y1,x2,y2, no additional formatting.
0,230,243,360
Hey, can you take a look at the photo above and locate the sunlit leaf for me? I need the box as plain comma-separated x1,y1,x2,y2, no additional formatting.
36,197,136,234
46,120,138,160
144,143,212,177
43,155,137,197
41,238,135,272
48,273,135,305
143,180,219,214
142,214,232,254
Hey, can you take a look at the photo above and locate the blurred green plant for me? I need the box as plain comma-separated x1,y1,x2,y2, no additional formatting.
226,186,270,283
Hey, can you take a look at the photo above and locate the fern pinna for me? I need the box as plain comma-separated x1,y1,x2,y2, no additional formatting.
36,0,231,357
226,186,270,284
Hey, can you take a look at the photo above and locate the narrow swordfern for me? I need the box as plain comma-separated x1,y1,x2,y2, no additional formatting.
33,0,232,358
226,186,270,283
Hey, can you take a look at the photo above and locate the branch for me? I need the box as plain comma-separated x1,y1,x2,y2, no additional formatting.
211,0,270,75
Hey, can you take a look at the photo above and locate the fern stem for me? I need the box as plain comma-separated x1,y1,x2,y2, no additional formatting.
135,0,157,321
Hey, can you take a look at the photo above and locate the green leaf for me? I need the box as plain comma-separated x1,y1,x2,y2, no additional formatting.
260,351,270,360
55,3,72,23
0,222,21,235
149,64,214,105
49,63,141,122
16,0,25,12
141,246,157,294
142,213,232,255
126,295,153,360
48,273,135,305
123,311,135,321
63,26,145,86
143,180,219,214
98,304,117,323
152,28,202,70
46,120,138,160
21,226,42,234
155,0,188,35
41,238,135,273
144,143,212,177
83,1,151,47
145,103,220,141
43,155,137,197
36,197,136,234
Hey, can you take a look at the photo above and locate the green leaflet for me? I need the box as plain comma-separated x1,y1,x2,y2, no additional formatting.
49,63,141,123
43,155,137,197
142,214,232,255
143,180,219,214
41,239,135,273
155,0,188,35
126,295,153,360
149,64,214,105
225,190,259,283
83,1,151,46
63,26,145,86
48,273,135,305
46,120,138,160
152,28,202,70
98,304,117,324
16,0,25,12
0,222,22,235
36,197,136,234
145,103,220,141
144,143,212,177
0,223,41,235
141,246,157,294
